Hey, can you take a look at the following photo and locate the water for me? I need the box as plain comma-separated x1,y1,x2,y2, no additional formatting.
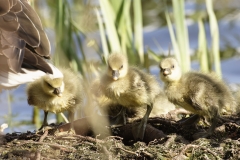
143,19,240,53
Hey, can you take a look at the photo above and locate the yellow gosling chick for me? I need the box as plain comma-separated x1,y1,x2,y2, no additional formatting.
27,68,83,131
159,57,236,138
98,53,162,140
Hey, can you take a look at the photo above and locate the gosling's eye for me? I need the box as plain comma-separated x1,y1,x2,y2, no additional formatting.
119,65,123,69
172,65,174,69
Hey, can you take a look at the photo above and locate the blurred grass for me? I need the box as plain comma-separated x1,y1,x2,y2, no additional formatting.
206,0,221,77
166,0,221,76
171,0,191,73
198,18,210,73
98,0,144,66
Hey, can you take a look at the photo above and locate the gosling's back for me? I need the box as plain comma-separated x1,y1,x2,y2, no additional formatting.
182,72,235,115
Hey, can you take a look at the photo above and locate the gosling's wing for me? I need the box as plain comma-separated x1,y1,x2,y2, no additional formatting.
0,0,53,91
183,72,209,111
130,68,146,88
183,96,202,111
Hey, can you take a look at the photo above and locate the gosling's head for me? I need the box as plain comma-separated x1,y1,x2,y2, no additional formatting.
159,57,182,83
41,74,65,97
107,53,128,80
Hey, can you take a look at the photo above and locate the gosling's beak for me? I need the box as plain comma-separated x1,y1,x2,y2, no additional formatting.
53,88,62,97
162,68,171,76
112,70,120,80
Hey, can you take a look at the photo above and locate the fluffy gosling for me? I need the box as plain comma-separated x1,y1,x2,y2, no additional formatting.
27,68,83,131
98,53,162,140
159,57,236,138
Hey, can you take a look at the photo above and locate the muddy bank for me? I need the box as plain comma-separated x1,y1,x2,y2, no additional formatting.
1,114,240,159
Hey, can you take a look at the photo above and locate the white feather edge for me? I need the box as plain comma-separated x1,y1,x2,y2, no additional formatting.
0,62,63,92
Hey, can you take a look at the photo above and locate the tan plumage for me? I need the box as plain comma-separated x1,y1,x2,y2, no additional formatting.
159,57,236,138
98,53,162,140
27,68,83,130
0,0,56,92
94,90,175,124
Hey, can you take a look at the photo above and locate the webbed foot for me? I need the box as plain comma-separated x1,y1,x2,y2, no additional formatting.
67,127,76,135
177,114,200,126
37,124,55,134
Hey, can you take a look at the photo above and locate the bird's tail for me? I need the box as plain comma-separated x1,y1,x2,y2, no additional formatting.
0,62,63,92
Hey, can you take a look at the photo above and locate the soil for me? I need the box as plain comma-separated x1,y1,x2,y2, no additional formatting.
1,112,240,160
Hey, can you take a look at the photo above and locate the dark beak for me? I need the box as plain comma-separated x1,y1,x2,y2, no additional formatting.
112,70,120,80
162,68,171,76
53,88,62,97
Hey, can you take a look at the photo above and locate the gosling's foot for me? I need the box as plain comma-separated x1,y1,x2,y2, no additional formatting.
37,125,55,134
177,114,200,126
67,128,76,135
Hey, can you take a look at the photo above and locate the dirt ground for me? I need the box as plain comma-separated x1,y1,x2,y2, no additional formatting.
1,112,240,160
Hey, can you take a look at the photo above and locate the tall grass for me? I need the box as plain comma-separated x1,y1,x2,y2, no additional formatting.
97,0,144,66
165,0,191,73
198,18,210,73
206,0,221,77
53,0,84,74
166,0,221,76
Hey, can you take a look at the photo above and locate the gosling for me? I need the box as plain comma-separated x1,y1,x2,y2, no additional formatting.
159,57,235,138
98,53,162,140
27,68,83,131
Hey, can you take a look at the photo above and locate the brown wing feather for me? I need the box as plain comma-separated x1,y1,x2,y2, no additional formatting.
0,0,52,75
21,0,50,57
0,0,10,16
22,48,52,73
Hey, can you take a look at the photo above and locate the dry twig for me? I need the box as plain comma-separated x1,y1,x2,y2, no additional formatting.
178,144,221,160
38,130,48,142
19,141,76,152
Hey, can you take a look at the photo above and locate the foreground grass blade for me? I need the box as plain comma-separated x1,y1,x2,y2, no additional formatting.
133,0,144,64
99,0,121,53
165,12,180,62
206,0,221,77
95,8,109,63
172,0,190,72
198,19,210,73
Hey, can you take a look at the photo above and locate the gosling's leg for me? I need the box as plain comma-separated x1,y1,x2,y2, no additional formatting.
39,111,49,130
193,107,219,139
68,109,76,134
111,107,127,125
132,103,153,140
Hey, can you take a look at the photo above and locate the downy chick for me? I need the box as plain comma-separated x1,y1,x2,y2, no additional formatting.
99,53,162,140
159,57,235,138
27,68,83,131
0,0,55,92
